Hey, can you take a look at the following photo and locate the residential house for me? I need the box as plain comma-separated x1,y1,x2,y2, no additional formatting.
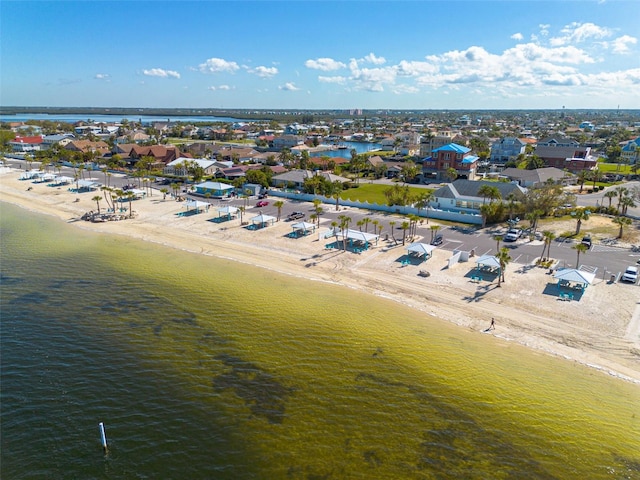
41,134,75,150
273,134,304,150
128,144,186,167
9,135,44,153
419,131,456,157
193,181,235,198
621,136,640,165
533,139,595,173
214,147,262,163
64,140,110,156
422,143,479,181
164,157,217,177
432,179,526,214
499,167,573,187
271,169,349,189
489,137,527,164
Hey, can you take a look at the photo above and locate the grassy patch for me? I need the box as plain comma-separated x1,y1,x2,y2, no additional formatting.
339,183,433,205
596,162,633,174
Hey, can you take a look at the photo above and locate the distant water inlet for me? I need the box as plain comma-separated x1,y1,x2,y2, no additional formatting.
1,202,639,479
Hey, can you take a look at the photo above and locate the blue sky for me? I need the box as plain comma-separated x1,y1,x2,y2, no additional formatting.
2,1,639,110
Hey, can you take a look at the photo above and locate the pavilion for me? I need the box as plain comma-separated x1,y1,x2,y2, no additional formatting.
290,221,316,237
184,199,209,214
217,205,238,221
553,268,595,300
406,242,436,260
250,213,276,229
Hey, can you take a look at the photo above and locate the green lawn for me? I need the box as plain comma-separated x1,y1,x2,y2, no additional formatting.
596,161,634,174
339,183,433,205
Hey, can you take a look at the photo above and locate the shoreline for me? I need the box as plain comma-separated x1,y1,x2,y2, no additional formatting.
2,169,639,385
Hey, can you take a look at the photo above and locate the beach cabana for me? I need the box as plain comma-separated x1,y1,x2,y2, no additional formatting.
184,199,209,213
291,221,316,237
475,254,501,273
250,213,276,229
406,242,436,260
334,229,380,251
75,179,101,192
217,205,238,220
55,175,74,185
553,268,595,296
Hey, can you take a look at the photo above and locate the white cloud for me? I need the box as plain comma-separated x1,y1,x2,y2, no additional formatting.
611,35,637,54
247,65,278,78
304,58,346,71
362,53,386,65
208,85,233,91
279,82,300,91
143,68,180,79
198,58,240,74
511,33,524,41
392,84,419,94
318,76,347,84
94,73,110,80
550,22,612,46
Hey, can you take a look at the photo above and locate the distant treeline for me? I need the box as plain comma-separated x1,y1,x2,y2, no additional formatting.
1,106,638,124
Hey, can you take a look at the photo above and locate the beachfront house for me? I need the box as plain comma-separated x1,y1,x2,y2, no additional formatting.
164,158,218,177
193,181,234,198
271,169,350,190
432,179,526,214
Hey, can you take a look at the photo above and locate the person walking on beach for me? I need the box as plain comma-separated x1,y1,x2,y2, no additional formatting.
490,318,495,330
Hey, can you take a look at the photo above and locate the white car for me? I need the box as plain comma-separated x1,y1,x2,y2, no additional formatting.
504,229,521,242
621,266,638,283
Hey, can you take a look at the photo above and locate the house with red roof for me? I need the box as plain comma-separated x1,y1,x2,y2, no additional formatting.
9,135,44,153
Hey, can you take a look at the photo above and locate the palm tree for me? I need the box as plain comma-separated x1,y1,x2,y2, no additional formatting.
125,191,135,218
372,219,379,235
92,195,103,214
572,208,590,235
331,180,342,212
389,221,397,244
362,217,371,232
496,247,512,286
160,188,169,201
541,230,556,261
612,215,632,239
445,167,458,183
615,186,628,213
603,190,617,208
400,221,410,245
430,225,441,243
620,195,636,215
238,206,246,225
572,243,588,268
477,184,495,205
414,190,434,223
273,200,284,221
338,215,351,251
494,234,503,254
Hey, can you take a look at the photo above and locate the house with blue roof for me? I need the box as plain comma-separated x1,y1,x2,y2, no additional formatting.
193,181,235,198
422,143,479,182
621,136,640,165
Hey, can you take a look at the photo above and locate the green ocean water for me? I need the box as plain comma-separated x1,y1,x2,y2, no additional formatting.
1,201,639,479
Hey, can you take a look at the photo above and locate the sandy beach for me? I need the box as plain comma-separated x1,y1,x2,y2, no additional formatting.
2,168,639,384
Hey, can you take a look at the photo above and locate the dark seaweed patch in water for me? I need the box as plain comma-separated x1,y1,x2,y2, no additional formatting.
0,275,24,286
613,454,640,474
170,314,197,326
355,372,557,478
198,332,228,346
212,354,294,424
11,292,49,305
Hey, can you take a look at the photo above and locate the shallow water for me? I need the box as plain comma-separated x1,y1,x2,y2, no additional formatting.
1,202,639,479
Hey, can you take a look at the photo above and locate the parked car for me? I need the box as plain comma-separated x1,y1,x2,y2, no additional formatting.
581,235,592,248
256,200,269,207
621,266,638,283
504,229,521,242
431,234,443,246
286,211,305,221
